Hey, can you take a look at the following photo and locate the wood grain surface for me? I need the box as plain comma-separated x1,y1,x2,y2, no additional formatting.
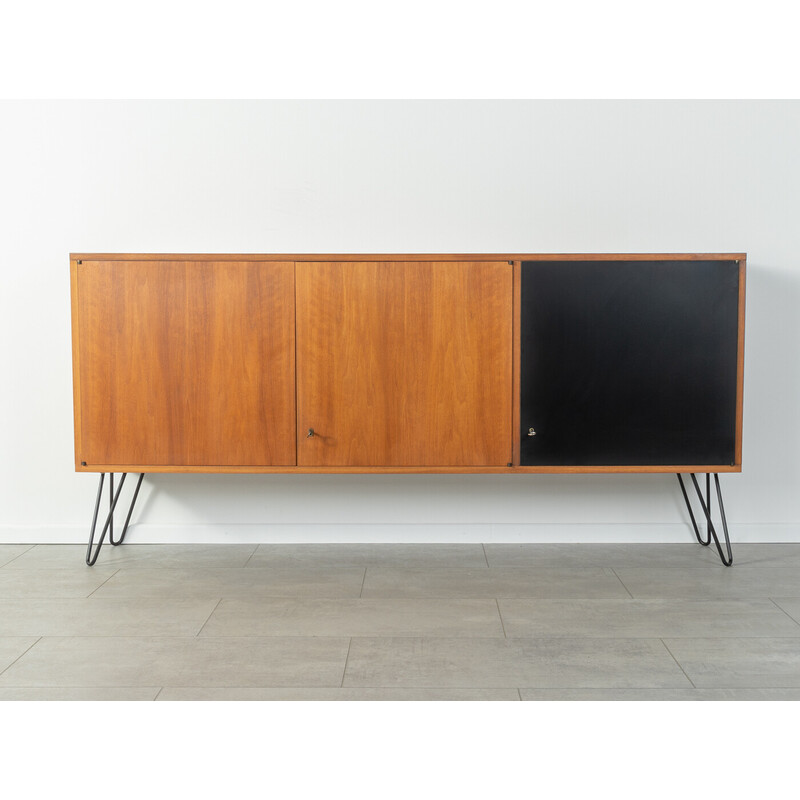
76,464,743,474
76,260,296,466
72,252,747,262
295,261,513,466
70,259,83,467
512,261,522,466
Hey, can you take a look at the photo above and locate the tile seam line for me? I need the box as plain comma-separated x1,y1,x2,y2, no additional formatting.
0,633,609,639
514,685,800,689
0,634,372,639
10,633,800,640
768,598,800,628
242,545,260,568
86,684,523,690
158,633,800,640
0,544,37,568
609,568,634,598
0,636,358,645
0,636,43,678
303,684,694,690
352,596,635,601
341,638,353,688
345,634,756,642
659,638,696,688
8,684,794,691
495,599,508,638
515,687,686,692
0,596,135,600
85,568,121,597
195,598,224,637
659,635,800,640
0,685,170,689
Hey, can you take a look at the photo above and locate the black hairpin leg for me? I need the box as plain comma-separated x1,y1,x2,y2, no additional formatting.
86,472,145,566
676,472,733,566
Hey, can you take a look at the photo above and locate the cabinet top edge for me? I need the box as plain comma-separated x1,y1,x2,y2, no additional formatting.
70,252,748,262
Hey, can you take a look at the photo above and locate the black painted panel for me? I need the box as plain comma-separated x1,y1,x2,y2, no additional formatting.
520,260,740,466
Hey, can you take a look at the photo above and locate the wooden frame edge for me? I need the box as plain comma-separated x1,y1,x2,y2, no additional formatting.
75,464,743,474
70,258,83,471
735,256,746,467
511,261,521,466
70,252,748,263
292,261,299,468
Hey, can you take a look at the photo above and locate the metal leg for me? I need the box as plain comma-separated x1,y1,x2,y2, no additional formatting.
86,472,145,566
109,473,114,546
109,473,144,547
676,472,733,566
677,472,712,547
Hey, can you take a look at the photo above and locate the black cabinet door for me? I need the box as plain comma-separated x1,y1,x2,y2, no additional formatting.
519,260,740,467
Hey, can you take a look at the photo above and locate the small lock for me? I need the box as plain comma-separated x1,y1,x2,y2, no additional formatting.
528,428,536,437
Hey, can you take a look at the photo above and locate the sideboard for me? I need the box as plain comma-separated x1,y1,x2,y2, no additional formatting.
70,253,745,565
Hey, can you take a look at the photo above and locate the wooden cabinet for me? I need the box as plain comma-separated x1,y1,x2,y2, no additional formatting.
295,261,513,466
72,259,296,467
70,253,745,474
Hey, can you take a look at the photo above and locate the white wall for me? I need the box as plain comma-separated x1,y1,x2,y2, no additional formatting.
1,100,798,544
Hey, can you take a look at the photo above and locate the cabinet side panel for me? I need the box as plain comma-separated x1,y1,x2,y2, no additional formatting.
70,259,83,468
77,260,296,466
296,261,513,466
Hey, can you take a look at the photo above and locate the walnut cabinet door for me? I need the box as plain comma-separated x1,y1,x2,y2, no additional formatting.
74,260,296,468
295,261,513,467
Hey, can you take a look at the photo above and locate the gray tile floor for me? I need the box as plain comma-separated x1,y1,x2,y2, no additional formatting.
1,542,800,700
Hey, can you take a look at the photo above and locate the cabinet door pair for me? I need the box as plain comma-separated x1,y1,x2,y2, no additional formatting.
74,260,513,468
